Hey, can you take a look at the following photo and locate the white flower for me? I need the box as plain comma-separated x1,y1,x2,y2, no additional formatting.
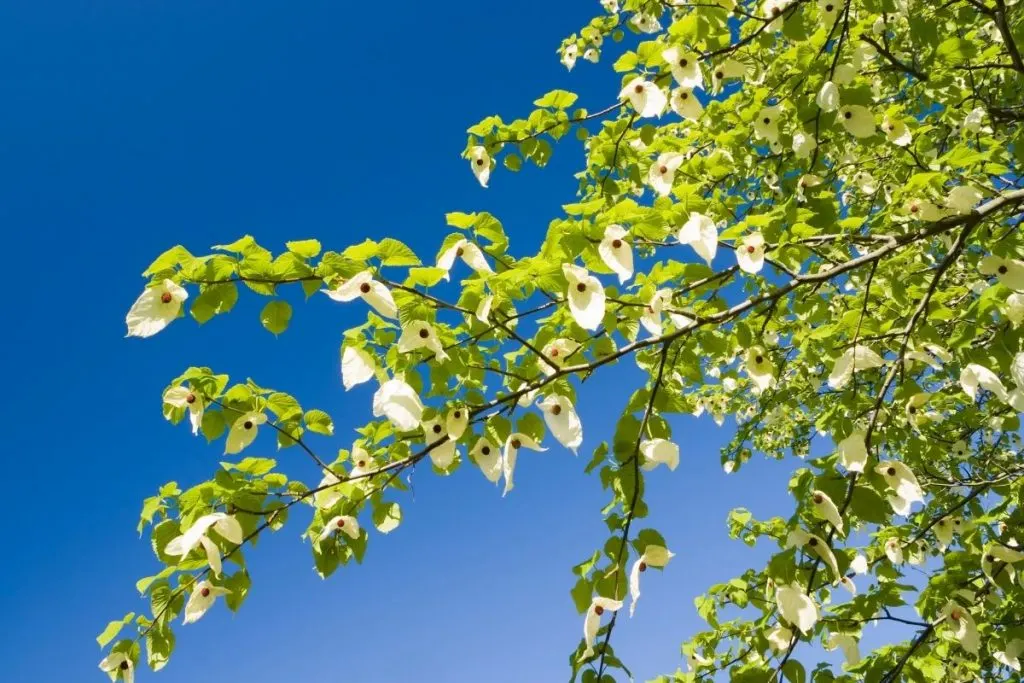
471,438,502,483
793,131,817,158
640,289,691,337
348,445,375,481
736,232,766,274
766,624,794,652
446,406,469,440
561,43,578,70
323,270,398,319
850,553,868,574
1005,293,1024,324
648,152,684,196
99,653,134,683
436,239,493,280
629,545,674,616
125,279,188,338
905,201,944,224
776,583,818,634
639,438,679,471
601,0,619,12
372,379,424,431
563,264,606,331
837,430,868,473
838,576,857,595
670,87,703,121
852,171,877,194
838,105,875,138
422,418,457,469
662,46,703,88
811,490,844,536
762,0,788,29
942,602,979,654
884,538,904,564
993,639,1024,672
581,596,623,659
981,256,1024,291
788,529,840,581
946,186,983,214
501,433,546,496
817,81,840,112
753,106,782,142
164,385,204,435
982,542,1024,584
542,338,582,374
963,107,988,133
470,146,491,187
828,345,884,389
317,514,360,542
583,48,599,63
225,412,267,454
475,294,493,323
537,395,583,453
744,347,774,393
883,117,912,146
183,580,230,625
341,346,376,391
960,363,1009,402
598,225,633,283
165,513,243,578
876,461,924,516
314,470,343,509
629,13,662,33
619,77,666,118
678,212,718,266
711,59,748,92
398,320,449,362
826,633,861,668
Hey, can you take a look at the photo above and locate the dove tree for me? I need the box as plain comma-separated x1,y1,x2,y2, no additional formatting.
100,1,1024,682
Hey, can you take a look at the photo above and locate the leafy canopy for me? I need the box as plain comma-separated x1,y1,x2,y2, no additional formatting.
101,1,1024,682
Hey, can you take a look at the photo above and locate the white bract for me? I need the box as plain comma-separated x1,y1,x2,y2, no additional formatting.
648,152,684,197
670,87,703,120
501,433,546,496
163,385,204,435
744,347,774,393
736,232,765,274
883,117,912,146
678,212,718,266
323,271,398,319
581,596,623,659
629,544,674,616
397,320,449,362
960,363,1009,402
838,105,875,138
436,239,492,280
372,379,424,431
828,345,884,389
980,256,1024,291
619,78,666,118
875,461,924,516
662,46,702,88
341,346,376,390
469,146,491,187
126,279,188,338
98,653,134,683
639,438,679,471
225,412,267,455
183,580,230,625
811,489,844,536
776,583,819,634
471,438,501,483
422,418,457,469
598,225,633,283
537,395,583,453
563,263,606,331
817,80,840,112
165,513,243,578
317,514,360,542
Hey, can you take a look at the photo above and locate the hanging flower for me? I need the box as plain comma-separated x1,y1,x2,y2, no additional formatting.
125,279,189,338
469,146,491,187
980,256,1024,291
165,513,243,577
793,131,817,158
475,294,493,323
314,469,343,510
563,264,606,331
640,289,691,337
372,378,424,431
837,431,868,473
678,212,718,266
960,363,1009,402
446,406,469,440
946,186,983,214
711,59,748,93
882,117,912,146
753,106,782,143
838,576,857,595
98,653,134,683
561,43,578,71
875,461,924,516
629,13,662,34
225,412,267,454
322,270,398,319
348,445,376,481
766,624,793,652
787,529,840,581
1007,292,1024,324
639,438,679,471
163,385,205,435
744,347,774,393
884,538,904,564
850,553,868,574
542,338,582,375
601,0,619,12
817,81,840,112
828,345,884,389
833,63,856,84
762,0,788,30
341,346,376,391
811,490,844,536
775,583,819,634
838,105,875,138
670,87,703,121
422,418,457,469
317,514,360,543
537,395,583,453
982,542,1024,584
398,320,449,362
904,198,945,222
183,580,230,625
619,77,666,118
471,438,502,483
581,596,624,659
963,107,989,133
583,48,599,63
934,516,958,551
796,174,824,203
598,225,633,283
941,602,979,654
662,46,703,88
649,153,685,197
905,392,936,427
436,239,493,280
825,633,861,668
736,233,766,274
852,171,877,194
628,545,674,617
501,433,547,496
993,639,1024,672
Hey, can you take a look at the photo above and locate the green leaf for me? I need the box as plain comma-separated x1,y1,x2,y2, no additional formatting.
286,238,322,259
260,300,292,335
377,238,421,266
97,612,135,647
191,283,238,324
534,89,579,109
372,501,402,534
304,409,334,436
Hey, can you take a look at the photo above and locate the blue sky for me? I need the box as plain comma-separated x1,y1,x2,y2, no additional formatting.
0,1,803,680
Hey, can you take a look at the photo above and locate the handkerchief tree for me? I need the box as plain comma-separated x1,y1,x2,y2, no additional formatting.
100,1,1024,681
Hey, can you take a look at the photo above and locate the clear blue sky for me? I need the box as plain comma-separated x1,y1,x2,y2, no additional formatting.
0,2,801,680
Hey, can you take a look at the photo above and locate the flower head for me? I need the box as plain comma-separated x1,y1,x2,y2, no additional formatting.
648,152,684,197
678,212,718,266
662,46,703,89
125,279,188,338
563,264,606,331
537,395,583,453
398,320,449,362
629,545,674,616
980,256,1024,291
639,438,679,471
471,438,501,483
323,270,398,319
164,385,205,435
828,345,884,389
436,239,493,280
883,117,912,146
581,596,624,659
875,460,924,515
501,432,547,496
225,412,267,454
670,87,703,120
838,105,875,138
736,233,766,274
98,653,134,683
775,583,819,634
810,489,844,536
469,146,491,187
421,418,457,469
744,346,774,393
817,80,840,112
341,346,376,391
372,378,424,431
837,430,868,473
619,78,666,118
183,580,230,625
317,514,361,542
598,225,633,283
